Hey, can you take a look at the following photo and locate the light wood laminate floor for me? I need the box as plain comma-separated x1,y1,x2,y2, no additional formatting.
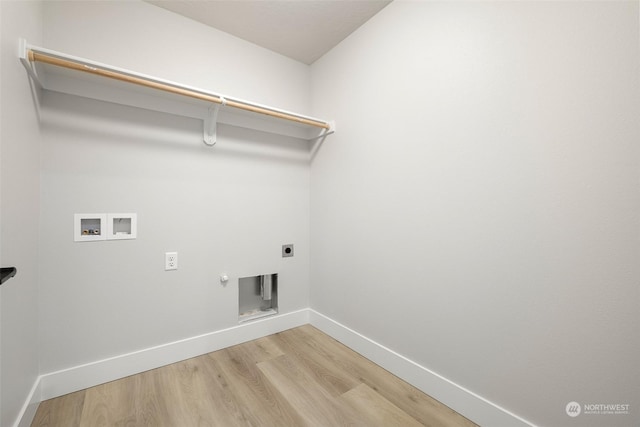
32,325,478,427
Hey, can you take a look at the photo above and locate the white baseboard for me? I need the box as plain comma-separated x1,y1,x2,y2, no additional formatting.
14,377,41,427
39,308,309,401
19,308,534,427
308,309,536,427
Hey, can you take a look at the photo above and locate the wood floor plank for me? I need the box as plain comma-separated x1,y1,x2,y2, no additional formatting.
154,357,220,426
240,335,285,363
31,325,479,427
257,354,364,426
78,375,139,426
190,354,256,426
286,325,478,427
31,390,85,427
339,383,424,427
269,329,360,396
132,368,173,427
205,344,307,426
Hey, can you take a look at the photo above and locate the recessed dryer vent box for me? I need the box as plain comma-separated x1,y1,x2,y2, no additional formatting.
107,213,137,240
74,214,106,242
238,273,278,323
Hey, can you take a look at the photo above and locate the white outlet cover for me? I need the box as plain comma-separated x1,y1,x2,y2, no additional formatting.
165,252,178,270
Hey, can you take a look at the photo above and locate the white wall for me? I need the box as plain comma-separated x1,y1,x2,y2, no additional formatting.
310,2,640,427
0,1,43,426
38,1,311,374
4,1,638,426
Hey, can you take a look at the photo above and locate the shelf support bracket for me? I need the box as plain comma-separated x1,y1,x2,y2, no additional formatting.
203,103,220,146
203,97,227,146
307,121,335,142
19,39,42,86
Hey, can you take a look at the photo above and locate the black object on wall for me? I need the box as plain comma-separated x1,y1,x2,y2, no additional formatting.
0,267,17,285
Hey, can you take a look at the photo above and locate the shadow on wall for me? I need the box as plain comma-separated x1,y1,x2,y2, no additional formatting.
39,90,313,165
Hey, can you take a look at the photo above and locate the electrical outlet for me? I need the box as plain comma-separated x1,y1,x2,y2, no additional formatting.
282,244,294,257
165,252,178,270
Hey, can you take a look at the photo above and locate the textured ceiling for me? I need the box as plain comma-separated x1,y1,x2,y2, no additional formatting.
145,1,392,64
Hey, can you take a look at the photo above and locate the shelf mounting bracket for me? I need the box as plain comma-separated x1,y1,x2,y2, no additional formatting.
203,97,226,146
307,121,336,142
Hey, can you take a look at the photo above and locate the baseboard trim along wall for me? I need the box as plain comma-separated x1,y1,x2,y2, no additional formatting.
15,378,41,427
18,308,534,427
308,309,536,427
38,308,309,402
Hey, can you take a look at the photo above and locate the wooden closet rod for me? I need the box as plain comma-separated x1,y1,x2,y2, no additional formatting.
28,50,330,130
